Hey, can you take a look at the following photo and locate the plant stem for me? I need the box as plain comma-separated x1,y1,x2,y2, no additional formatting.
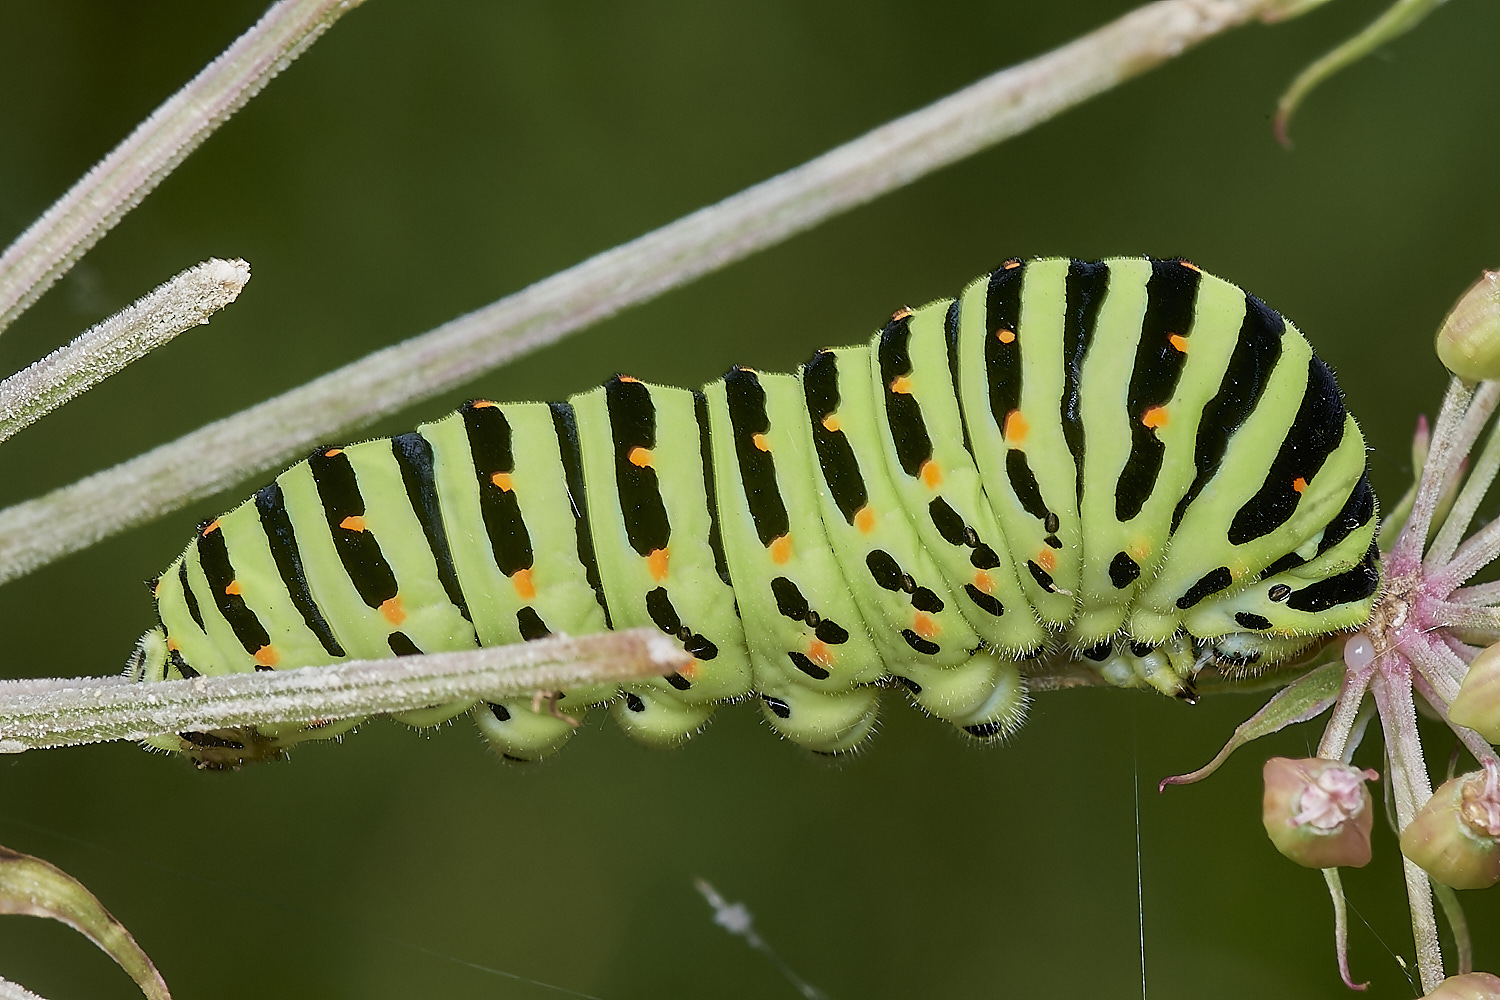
0,0,1301,588
0,629,685,752
0,0,364,334
0,259,249,444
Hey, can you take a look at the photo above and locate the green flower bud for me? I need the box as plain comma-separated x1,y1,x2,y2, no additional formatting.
1425,972,1500,1000
1436,269,1500,382
1262,757,1377,869
1400,768,1500,890
1450,643,1500,742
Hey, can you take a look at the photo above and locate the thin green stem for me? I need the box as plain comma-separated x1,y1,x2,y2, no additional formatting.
1274,0,1451,146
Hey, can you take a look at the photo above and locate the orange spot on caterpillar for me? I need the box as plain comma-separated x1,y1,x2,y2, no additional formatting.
1141,406,1168,430
770,534,793,564
920,460,942,489
616,374,641,383
1130,538,1152,560
997,328,1015,344
340,515,367,532
752,433,771,452
972,570,994,594
471,399,499,409
512,568,536,600
1179,260,1202,273
678,659,700,680
166,638,180,652
1036,548,1057,572
225,580,243,596
324,448,344,457
1002,259,1022,270
153,578,164,597
1003,409,1029,444
380,596,406,626
855,506,876,534
201,519,220,535
822,414,841,433
891,307,914,321
1169,334,1189,353
628,446,653,468
647,547,670,581
807,639,834,667
890,375,913,395
1293,477,1308,493
912,613,939,639
254,644,279,667
491,472,513,492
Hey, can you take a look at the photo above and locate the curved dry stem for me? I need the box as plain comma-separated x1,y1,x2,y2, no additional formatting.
0,629,685,752
0,0,363,333
0,847,170,1000
0,0,1290,589
0,259,249,444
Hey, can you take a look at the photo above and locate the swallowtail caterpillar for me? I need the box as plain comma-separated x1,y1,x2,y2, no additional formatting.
127,256,1381,768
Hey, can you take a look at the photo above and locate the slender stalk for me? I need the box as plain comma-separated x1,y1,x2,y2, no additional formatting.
1316,669,1372,761
0,0,1295,589
1370,669,1443,993
0,0,364,334
0,259,248,444
1391,381,1479,567
1450,580,1500,605
1428,409,1500,569
0,629,685,753
1320,868,1364,991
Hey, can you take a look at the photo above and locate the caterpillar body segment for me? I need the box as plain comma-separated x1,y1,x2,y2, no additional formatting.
132,257,1381,767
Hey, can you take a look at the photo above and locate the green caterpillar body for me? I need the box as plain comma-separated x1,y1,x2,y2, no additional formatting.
129,257,1381,767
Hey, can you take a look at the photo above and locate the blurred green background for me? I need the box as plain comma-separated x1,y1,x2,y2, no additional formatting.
0,1,1496,997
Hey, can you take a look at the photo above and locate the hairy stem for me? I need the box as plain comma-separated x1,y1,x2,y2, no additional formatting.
0,629,684,752
0,259,249,444
0,0,364,334
1370,667,1443,993
0,0,1296,589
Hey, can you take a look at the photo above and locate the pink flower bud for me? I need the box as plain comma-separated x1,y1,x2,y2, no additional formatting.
1400,767,1500,890
1262,757,1378,869
1450,644,1500,742
1436,269,1500,381
1425,972,1500,1000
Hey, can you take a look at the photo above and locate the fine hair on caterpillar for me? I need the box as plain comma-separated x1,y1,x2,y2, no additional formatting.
129,256,1380,769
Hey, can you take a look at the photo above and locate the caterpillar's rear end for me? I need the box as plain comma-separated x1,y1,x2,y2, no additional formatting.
132,256,1380,768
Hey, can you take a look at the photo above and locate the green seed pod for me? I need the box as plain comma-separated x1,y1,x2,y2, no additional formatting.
1425,972,1500,1000
1400,769,1500,890
1262,757,1377,869
1436,269,1500,382
1450,643,1500,742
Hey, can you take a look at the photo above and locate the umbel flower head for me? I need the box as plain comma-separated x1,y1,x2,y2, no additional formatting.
1262,757,1377,869
1165,266,1500,995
